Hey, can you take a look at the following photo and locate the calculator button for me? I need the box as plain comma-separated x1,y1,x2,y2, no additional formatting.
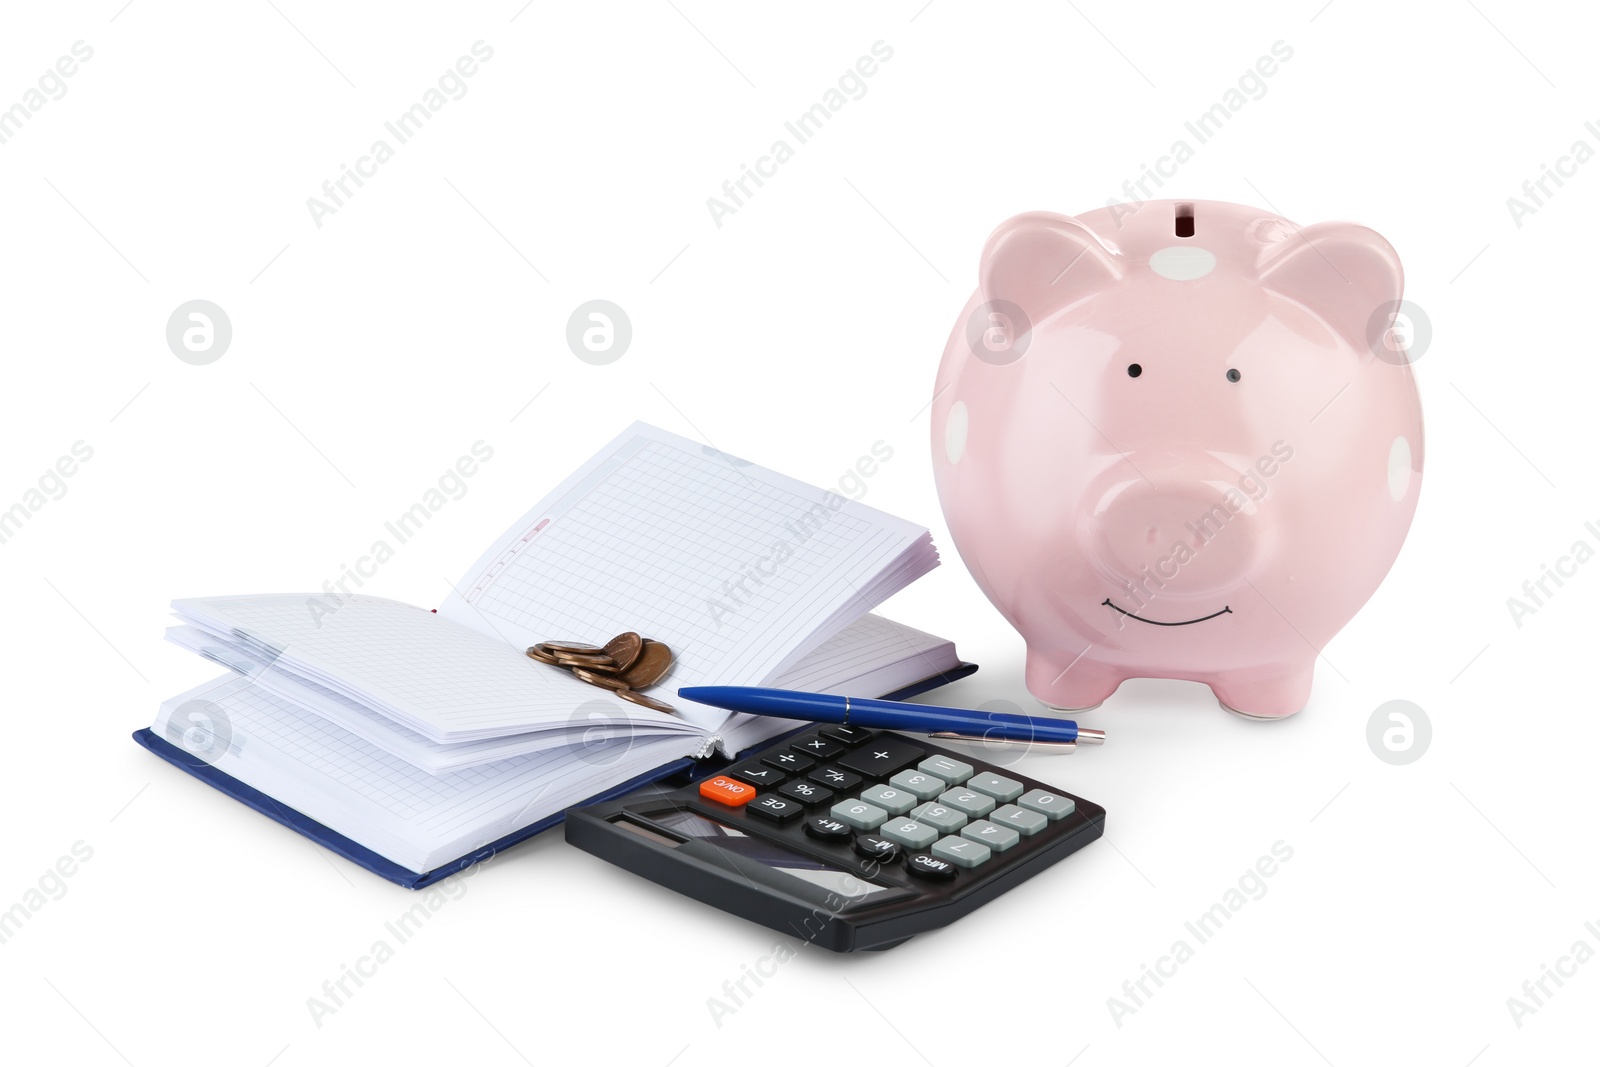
809,766,863,792
747,794,805,823
804,815,854,842
906,853,958,881
917,755,973,784
699,776,757,806
889,769,947,801
820,724,878,747
791,735,844,759
762,751,816,774
967,771,1025,803
990,804,1048,836
879,818,939,851
853,834,902,862
960,819,1020,852
732,765,786,789
938,787,996,818
910,802,968,833
836,737,925,778
779,780,834,807
931,835,992,868
831,799,888,831
1018,788,1076,821
858,784,917,816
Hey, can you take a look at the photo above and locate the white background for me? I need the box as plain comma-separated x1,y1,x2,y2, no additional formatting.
1,1,1595,1064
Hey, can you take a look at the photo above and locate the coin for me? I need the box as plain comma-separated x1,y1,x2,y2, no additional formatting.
616,689,674,714
619,639,672,689
572,667,630,691
525,646,561,665
554,650,617,669
602,632,643,672
541,640,603,654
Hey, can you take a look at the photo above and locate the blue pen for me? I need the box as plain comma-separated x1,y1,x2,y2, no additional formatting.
677,686,1105,750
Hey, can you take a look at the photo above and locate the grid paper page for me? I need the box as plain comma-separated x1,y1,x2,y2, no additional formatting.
156,676,693,873
438,423,934,690
171,594,677,741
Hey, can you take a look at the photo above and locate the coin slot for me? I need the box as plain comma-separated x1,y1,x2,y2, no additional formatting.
1175,203,1195,238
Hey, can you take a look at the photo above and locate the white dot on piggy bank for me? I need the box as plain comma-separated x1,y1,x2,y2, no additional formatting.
1148,245,1217,280
946,400,968,464
1388,436,1412,501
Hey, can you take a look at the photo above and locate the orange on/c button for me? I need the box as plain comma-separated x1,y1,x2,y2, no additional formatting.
699,776,756,806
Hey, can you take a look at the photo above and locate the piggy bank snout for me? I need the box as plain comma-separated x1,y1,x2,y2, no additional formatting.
1086,464,1263,595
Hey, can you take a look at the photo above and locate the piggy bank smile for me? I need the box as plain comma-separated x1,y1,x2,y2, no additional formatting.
932,200,1423,718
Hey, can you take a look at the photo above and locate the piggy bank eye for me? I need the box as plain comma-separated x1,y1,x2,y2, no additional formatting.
1127,364,1142,378
1226,368,1241,383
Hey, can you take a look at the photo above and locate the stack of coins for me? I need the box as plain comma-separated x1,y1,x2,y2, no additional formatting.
525,632,675,713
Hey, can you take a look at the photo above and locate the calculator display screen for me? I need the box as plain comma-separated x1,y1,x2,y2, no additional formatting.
653,809,895,903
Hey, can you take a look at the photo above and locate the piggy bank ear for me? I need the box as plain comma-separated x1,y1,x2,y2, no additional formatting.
1257,222,1403,347
979,212,1122,330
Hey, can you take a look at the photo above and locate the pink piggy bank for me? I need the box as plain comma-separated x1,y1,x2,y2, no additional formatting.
932,200,1423,718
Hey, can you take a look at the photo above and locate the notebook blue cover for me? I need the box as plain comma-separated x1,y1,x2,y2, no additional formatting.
131,662,978,889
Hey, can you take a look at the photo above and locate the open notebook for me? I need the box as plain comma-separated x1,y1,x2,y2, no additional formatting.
136,423,970,884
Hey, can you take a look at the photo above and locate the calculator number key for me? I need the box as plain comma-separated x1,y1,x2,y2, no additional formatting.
809,766,863,792
779,780,834,807
830,799,888,831
938,787,996,818
858,784,916,816
910,802,967,833
699,776,756,806
1019,788,1075,821
879,818,939,851
747,794,805,823
931,835,991,868
960,819,1020,852
889,769,946,801
990,804,1048,836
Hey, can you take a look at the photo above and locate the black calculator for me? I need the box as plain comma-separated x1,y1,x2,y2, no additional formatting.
564,724,1105,951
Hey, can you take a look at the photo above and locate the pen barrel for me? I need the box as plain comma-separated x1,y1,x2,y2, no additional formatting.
846,697,1080,744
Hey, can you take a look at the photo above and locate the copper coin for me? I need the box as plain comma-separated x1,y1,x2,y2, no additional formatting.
619,640,672,689
525,646,561,665
616,689,674,714
572,667,630,691
602,632,644,672
555,650,617,669
540,640,603,654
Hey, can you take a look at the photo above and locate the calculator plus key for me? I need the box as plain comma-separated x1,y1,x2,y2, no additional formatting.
747,794,805,823
836,737,925,778
761,751,816,774
779,780,834,807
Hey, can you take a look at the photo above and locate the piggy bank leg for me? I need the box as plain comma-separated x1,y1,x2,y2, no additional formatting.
1209,662,1315,720
1025,649,1123,710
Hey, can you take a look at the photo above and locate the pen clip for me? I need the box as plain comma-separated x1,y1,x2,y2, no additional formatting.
927,732,1078,752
